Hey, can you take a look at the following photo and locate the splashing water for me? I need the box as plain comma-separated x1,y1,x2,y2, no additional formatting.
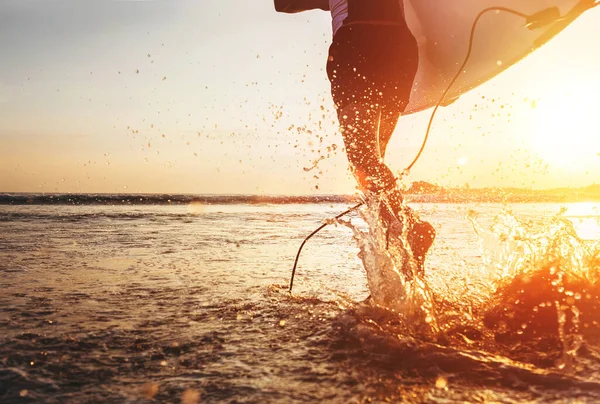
469,207,600,366
339,195,439,335
468,207,597,283
338,199,600,370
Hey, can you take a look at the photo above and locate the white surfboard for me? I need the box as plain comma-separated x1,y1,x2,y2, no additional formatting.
403,0,597,114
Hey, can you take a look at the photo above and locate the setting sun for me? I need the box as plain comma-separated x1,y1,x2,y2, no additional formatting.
530,85,600,172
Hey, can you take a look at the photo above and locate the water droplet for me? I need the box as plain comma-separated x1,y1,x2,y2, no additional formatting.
140,382,159,399
182,389,202,404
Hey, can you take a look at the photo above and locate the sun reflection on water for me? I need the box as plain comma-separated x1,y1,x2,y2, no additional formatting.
562,202,600,241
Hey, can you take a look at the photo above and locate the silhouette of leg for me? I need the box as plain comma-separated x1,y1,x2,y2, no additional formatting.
378,107,400,159
336,101,397,193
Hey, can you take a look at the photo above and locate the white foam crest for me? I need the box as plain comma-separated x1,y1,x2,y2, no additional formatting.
469,208,596,284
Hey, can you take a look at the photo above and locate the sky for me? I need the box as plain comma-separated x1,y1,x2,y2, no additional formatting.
1,0,599,195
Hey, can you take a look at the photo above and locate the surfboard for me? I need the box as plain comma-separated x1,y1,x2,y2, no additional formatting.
403,0,598,114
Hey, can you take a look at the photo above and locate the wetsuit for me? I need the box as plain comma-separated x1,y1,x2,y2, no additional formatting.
326,0,419,200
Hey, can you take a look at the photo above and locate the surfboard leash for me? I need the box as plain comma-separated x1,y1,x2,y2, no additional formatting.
288,202,363,292
288,2,598,293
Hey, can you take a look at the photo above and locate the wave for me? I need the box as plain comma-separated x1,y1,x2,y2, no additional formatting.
0,193,357,206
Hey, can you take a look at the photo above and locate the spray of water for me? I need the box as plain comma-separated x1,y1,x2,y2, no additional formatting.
470,207,600,366
339,194,439,335
340,199,599,369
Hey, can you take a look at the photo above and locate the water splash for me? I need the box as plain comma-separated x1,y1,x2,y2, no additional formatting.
469,207,597,284
341,200,600,369
339,195,439,334
471,207,600,366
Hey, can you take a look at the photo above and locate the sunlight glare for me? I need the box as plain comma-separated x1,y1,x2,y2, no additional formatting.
531,88,600,172
563,202,600,240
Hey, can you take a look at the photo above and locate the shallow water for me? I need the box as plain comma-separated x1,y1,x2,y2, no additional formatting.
1,201,599,403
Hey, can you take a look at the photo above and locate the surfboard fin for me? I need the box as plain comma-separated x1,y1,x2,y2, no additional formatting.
533,0,599,48
526,7,561,30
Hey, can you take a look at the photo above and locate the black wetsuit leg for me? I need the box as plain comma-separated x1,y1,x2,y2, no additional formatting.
326,23,419,194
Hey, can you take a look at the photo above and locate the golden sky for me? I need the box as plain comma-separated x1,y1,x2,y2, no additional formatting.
0,1,599,194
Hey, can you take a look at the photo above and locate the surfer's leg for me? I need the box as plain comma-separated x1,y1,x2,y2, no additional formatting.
376,102,435,273
327,25,398,193
378,107,400,159
327,24,434,272
338,106,434,273
377,26,418,160
336,100,434,271
375,36,435,273
335,101,397,192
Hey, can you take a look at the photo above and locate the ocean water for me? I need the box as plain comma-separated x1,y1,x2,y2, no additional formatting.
1,199,599,403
